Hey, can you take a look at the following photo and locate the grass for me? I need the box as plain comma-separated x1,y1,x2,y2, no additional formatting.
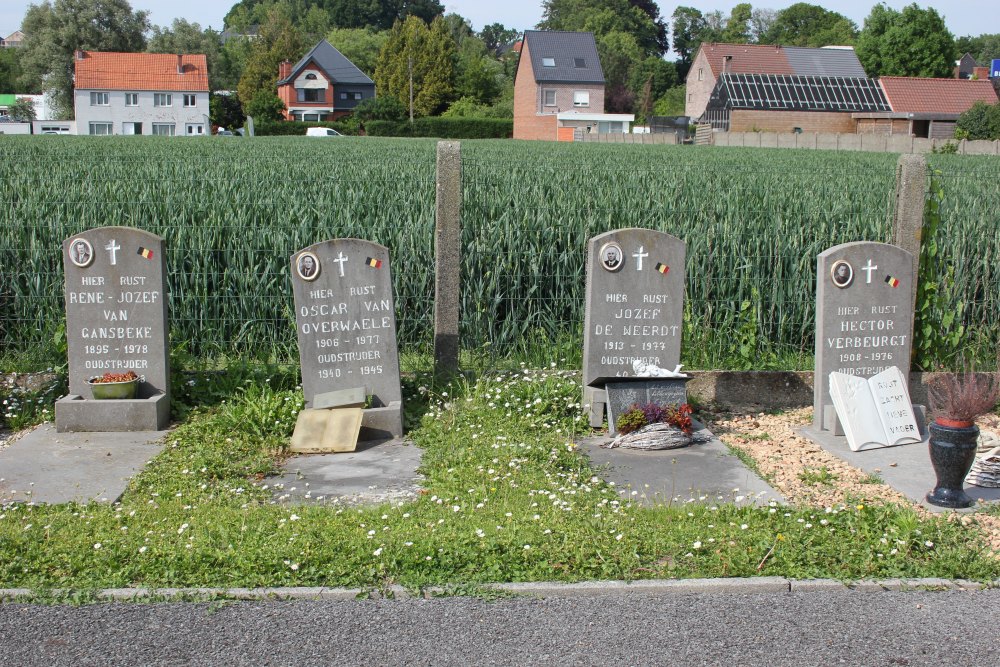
1,370,997,590
798,467,839,486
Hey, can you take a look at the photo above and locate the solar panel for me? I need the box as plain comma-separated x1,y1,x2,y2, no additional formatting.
715,74,890,113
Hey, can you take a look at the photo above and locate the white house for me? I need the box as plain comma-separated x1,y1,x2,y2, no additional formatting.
73,51,210,136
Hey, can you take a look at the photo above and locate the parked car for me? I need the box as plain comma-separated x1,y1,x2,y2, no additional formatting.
306,127,342,137
216,128,235,136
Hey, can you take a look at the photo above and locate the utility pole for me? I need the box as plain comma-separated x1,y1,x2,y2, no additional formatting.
408,55,414,123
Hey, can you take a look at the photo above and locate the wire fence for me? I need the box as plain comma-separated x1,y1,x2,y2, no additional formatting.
1,137,998,374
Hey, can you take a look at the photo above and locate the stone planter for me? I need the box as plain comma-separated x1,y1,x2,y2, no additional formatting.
926,420,980,508
87,377,139,400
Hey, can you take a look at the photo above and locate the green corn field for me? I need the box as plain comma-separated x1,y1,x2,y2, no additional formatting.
0,136,997,372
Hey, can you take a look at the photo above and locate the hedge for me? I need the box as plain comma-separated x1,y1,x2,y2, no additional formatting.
365,117,512,139
254,120,355,136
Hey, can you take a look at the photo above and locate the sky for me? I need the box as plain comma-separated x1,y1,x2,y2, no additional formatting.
3,1,999,45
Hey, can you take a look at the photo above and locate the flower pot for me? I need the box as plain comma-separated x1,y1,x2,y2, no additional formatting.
926,420,980,508
87,377,139,400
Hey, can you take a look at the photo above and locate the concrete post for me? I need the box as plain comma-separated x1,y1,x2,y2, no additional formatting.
434,141,461,379
892,153,927,365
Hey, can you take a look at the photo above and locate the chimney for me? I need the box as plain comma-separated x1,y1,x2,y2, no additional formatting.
75,50,84,60
177,54,183,74
279,60,292,79
722,55,732,75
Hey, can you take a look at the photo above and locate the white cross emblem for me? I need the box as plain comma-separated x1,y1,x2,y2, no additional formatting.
105,240,120,265
632,246,648,271
862,259,878,284
332,252,348,277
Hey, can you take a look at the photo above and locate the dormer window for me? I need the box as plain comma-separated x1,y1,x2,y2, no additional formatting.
574,58,586,68
305,73,317,80
542,57,555,67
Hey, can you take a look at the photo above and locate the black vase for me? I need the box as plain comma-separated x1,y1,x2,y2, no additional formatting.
926,421,980,508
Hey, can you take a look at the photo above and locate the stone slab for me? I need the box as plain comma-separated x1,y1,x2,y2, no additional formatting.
605,378,691,435
577,428,783,507
55,393,170,432
799,425,1000,512
289,408,363,453
271,438,422,506
360,402,403,441
313,387,366,410
0,423,165,504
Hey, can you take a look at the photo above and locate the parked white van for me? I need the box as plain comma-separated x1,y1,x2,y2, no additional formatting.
305,127,342,137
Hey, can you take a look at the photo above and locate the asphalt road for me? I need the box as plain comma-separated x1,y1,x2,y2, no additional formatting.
2,590,998,666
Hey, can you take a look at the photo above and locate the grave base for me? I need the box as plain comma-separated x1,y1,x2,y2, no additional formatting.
360,402,403,441
586,378,692,436
55,393,170,432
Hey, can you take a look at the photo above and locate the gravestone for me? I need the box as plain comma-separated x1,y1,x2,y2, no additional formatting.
290,239,403,440
811,241,915,434
55,227,170,432
582,229,686,430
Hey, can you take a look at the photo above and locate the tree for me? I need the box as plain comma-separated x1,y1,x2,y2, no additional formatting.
374,15,455,117
8,97,37,122
653,85,685,117
210,92,245,129
479,23,518,56
352,95,407,121
720,3,752,44
0,48,30,94
539,0,666,57
671,6,708,78
244,89,285,121
749,8,778,43
148,20,224,90
225,1,445,33
454,37,503,104
327,27,389,78
19,0,150,119
955,101,1000,140
760,3,857,47
236,6,304,111
856,3,955,78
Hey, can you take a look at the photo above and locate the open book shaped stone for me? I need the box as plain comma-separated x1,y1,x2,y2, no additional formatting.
829,367,921,452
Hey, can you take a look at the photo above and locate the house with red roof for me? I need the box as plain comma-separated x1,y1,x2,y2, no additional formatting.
73,51,210,136
686,42,868,121
856,77,999,138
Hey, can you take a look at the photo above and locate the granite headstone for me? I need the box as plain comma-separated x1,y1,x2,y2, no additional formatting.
291,238,403,440
812,241,915,433
582,229,686,429
55,226,170,432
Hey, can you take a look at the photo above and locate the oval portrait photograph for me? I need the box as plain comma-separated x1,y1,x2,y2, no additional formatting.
599,242,624,272
69,237,94,268
296,251,321,281
830,260,853,288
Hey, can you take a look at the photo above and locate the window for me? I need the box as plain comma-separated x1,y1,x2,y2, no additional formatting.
151,123,175,136
89,122,112,135
154,93,172,107
573,91,590,107
90,92,109,106
353,92,362,100
305,73,317,80
185,123,204,135
340,92,347,100
543,89,556,106
183,94,197,107
574,58,586,68
298,88,325,103
122,122,142,135
124,93,138,106
697,68,704,81
542,57,555,67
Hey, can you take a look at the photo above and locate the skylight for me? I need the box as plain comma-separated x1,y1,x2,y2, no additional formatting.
542,57,556,67
575,58,586,68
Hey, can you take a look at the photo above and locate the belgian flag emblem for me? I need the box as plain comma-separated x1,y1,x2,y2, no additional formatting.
366,257,382,269
655,263,669,275
884,275,900,288
137,247,154,260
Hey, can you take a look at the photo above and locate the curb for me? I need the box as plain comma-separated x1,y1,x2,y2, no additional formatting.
1,578,996,603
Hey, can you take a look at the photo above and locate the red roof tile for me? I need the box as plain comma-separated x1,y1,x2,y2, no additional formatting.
75,51,209,92
879,77,998,114
701,43,794,77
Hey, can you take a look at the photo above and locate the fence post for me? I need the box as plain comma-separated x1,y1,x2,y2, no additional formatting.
892,153,926,342
434,141,461,380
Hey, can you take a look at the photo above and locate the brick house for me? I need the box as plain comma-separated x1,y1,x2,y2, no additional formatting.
277,40,374,122
686,43,867,121
1,31,25,48
513,30,633,141
855,77,1000,139
74,51,209,136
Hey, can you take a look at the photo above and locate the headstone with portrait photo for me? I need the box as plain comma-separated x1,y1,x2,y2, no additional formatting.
582,229,686,431
290,238,403,441
55,226,170,432
810,241,917,435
